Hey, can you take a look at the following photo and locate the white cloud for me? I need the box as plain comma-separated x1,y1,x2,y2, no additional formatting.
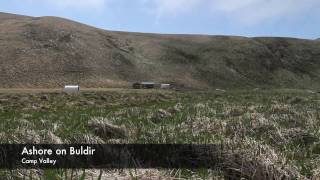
213,0,258,12
212,0,320,25
47,0,107,10
154,0,199,15
140,0,200,16
140,0,320,25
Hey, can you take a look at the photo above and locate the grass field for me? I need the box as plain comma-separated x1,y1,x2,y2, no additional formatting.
0,89,319,179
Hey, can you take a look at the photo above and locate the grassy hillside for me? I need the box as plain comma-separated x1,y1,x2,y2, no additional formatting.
1,12,320,89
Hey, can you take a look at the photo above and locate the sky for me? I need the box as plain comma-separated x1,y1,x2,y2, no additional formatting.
0,0,319,39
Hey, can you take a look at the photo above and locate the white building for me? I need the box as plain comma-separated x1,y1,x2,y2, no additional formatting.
64,85,80,93
160,84,171,89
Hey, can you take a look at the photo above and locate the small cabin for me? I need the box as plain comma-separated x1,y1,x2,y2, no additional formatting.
133,82,155,89
160,84,171,89
64,85,80,93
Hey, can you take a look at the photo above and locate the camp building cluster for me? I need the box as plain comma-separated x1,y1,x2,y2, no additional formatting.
132,82,171,89
62,82,172,93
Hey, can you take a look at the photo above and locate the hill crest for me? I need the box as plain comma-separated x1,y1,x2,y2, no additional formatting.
0,12,320,89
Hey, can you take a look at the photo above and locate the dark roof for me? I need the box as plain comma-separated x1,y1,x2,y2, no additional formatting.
141,82,155,85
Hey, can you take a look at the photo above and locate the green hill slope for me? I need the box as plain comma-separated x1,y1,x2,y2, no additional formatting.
1,12,320,89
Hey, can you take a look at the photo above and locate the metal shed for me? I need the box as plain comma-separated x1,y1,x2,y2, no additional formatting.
132,82,156,89
64,85,80,93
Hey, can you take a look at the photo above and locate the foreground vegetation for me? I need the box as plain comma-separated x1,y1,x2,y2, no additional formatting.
0,89,319,179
